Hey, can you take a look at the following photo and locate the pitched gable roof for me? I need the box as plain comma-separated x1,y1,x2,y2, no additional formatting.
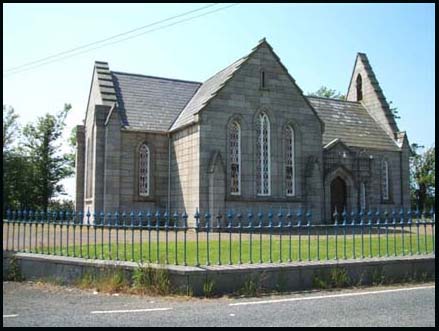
111,72,201,132
346,53,399,135
169,56,247,131
307,96,400,151
170,38,325,132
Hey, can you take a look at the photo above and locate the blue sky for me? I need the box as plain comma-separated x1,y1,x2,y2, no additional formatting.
3,3,435,199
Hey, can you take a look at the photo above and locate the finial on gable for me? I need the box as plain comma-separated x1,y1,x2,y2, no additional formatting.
258,37,267,44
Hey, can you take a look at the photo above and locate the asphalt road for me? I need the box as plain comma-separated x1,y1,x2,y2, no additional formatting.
3,281,435,327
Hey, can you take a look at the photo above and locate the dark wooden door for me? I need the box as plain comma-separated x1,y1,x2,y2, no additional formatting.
331,177,346,222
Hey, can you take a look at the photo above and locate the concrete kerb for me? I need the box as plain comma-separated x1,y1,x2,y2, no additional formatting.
3,252,435,296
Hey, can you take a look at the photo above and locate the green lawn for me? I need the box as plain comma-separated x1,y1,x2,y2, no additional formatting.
35,233,435,266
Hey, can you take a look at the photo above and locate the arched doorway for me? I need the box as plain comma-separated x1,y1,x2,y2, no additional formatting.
330,176,346,222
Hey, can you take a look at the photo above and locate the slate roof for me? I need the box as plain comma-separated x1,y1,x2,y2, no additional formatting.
169,56,247,131
307,96,400,151
111,71,201,132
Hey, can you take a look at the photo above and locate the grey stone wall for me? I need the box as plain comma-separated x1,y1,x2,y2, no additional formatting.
198,43,324,223
118,130,169,212
170,124,200,220
75,125,85,214
103,108,121,213
346,54,399,139
322,144,409,221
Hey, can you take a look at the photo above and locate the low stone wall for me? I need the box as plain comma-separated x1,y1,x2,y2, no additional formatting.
3,252,435,296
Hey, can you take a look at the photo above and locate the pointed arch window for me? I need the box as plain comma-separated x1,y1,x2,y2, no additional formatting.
382,160,389,200
256,113,271,195
285,125,295,196
139,144,150,196
356,74,363,101
229,121,241,195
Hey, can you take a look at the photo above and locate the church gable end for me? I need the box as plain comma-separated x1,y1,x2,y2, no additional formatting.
346,53,399,140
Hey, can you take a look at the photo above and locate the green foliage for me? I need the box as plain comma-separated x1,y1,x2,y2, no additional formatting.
203,278,216,298
77,267,128,293
5,256,24,282
388,100,400,119
3,103,74,211
312,267,351,289
132,264,171,295
239,276,259,296
48,199,75,213
410,143,435,211
308,86,345,100
3,105,19,151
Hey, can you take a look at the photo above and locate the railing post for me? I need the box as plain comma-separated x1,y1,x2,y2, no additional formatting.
287,208,293,262
100,211,105,260
258,210,263,263
423,209,428,254
29,210,34,253
237,211,242,265
115,211,120,261
376,208,381,257
92,211,97,259
342,208,347,260
384,209,390,257
306,210,311,261
146,210,152,263
248,209,253,264
297,208,302,262
430,208,435,254
367,209,372,258
268,209,273,263
400,208,405,256
360,208,364,259
86,209,91,259
205,210,211,266
174,210,179,265
138,210,143,264
5,209,10,251
130,211,135,262
182,211,188,266
227,209,233,265
333,208,338,260
278,208,284,263
351,209,356,259
107,212,112,260
216,210,222,266
164,210,169,265
122,211,127,261
407,208,412,255
138,211,143,264
391,209,397,256
155,209,161,264
415,208,420,254
194,209,200,267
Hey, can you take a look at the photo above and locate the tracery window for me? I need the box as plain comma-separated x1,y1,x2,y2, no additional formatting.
285,126,295,196
229,121,241,195
139,144,150,196
256,113,271,195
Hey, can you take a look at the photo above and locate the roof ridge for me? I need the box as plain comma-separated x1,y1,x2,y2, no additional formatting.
111,70,202,85
306,95,360,104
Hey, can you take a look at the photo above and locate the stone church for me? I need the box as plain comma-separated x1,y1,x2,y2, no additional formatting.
75,38,411,224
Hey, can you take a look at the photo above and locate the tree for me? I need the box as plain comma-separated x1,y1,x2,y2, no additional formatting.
308,86,346,100
388,100,400,119
410,143,435,211
3,105,19,152
22,104,75,212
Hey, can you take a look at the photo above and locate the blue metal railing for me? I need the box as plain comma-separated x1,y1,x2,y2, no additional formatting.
3,207,435,266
